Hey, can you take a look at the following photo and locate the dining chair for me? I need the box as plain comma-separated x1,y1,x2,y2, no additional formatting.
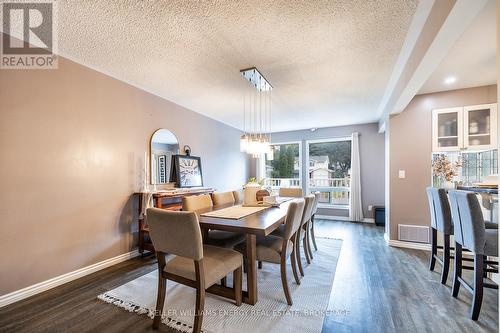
182,194,245,250
146,208,243,332
232,190,242,204
279,187,303,197
211,191,236,206
271,195,315,276
236,199,305,305
426,187,454,284
448,190,498,320
182,194,213,211
309,191,321,253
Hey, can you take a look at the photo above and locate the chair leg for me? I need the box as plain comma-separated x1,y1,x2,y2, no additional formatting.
441,234,450,285
311,215,318,251
258,261,263,269
306,223,314,260
233,267,242,306
429,228,437,271
280,254,293,305
471,254,484,321
290,241,301,285
303,227,311,264
193,260,205,333
153,276,166,329
296,232,305,277
220,277,227,287
452,242,462,297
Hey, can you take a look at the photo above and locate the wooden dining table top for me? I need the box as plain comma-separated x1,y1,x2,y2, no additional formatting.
196,198,295,236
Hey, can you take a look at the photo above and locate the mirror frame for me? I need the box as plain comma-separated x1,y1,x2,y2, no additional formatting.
149,128,180,185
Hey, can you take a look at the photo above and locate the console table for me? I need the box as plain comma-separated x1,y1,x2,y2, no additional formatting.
135,188,215,255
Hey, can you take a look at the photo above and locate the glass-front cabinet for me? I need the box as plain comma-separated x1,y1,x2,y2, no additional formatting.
464,104,497,150
432,104,497,152
432,107,463,151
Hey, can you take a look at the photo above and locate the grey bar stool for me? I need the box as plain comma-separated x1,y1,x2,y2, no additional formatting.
426,187,454,284
448,190,498,320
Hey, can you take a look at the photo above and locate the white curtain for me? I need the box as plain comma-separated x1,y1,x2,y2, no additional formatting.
349,132,363,222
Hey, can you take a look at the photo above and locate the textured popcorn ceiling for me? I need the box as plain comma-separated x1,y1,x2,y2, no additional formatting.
57,0,418,131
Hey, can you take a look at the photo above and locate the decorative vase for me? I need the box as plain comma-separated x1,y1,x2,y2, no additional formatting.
442,180,455,190
243,182,261,205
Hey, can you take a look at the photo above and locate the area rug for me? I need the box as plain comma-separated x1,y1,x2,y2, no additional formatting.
98,238,342,333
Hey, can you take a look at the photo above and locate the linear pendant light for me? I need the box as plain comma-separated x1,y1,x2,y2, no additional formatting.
239,67,273,159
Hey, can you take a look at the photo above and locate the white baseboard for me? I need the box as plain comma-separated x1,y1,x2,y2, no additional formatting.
316,215,375,224
0,249,140,308
385,236,431,251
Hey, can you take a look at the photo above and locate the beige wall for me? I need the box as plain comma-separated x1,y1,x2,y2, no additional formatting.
0,56,248,295
388,85,497,240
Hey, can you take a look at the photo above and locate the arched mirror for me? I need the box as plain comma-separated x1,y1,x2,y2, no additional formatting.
150,129,180,185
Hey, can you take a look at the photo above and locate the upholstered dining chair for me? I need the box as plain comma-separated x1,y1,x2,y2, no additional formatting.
236,199,305,305
426,187,454,284
182,194,245,250
211,191,236,206
271,195,315,276
232,190,242,204
448,190,498,320
308,191,321,253
182,194,213,211
146,208,243,332
279,187,303,197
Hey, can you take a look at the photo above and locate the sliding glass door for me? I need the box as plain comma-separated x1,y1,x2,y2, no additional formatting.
306,138,352,209
264,142,301,190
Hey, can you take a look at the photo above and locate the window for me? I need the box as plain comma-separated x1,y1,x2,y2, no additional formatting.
307,138,352,209
264,142,301,190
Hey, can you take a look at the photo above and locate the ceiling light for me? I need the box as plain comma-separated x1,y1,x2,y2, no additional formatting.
444,76,457,85
240,67,273,159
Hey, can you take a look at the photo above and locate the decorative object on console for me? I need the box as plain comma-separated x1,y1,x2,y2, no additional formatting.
172,155,203,188
183,145,191,156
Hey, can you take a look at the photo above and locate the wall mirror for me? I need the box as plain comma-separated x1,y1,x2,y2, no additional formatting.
150,129,180,185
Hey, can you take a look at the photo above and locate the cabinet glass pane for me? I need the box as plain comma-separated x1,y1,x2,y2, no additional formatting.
438,137,458,148
437,113,458,137
468,109,490,135
469,135,490,146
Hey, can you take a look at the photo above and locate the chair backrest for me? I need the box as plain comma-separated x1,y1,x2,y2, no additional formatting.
232,190,242,204
182,194,213,211
279,187,303,197
146,208,203,260
426,187,453,234
211,191,235,206
283,199,305,240
449,190,486,253
300,195,315,228
311,191,321,215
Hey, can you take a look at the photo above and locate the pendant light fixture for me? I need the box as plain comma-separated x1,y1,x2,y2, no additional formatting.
239,67,273,159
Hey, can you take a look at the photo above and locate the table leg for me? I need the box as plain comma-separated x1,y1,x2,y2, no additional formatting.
244,234,258,305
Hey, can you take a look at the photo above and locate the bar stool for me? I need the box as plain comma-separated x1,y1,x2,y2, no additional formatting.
448,190,498,320
426,187,454,284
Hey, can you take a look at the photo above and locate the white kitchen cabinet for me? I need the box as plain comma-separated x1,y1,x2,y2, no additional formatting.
432,104,497,152
463,104,497,151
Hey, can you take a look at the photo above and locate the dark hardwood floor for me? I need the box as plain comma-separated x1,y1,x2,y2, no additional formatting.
0,221,497,333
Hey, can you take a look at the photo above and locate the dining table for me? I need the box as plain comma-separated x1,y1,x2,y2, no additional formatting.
194,198,295,305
